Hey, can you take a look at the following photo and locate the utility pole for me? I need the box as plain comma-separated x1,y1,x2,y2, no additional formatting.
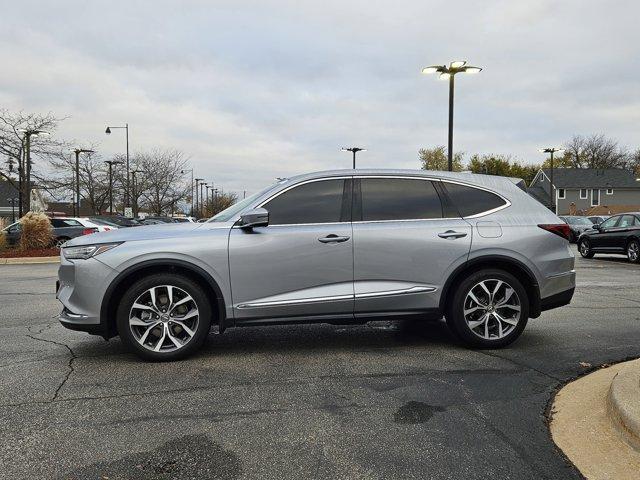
131,169,144,217
194,178,204,218
20,129,49,212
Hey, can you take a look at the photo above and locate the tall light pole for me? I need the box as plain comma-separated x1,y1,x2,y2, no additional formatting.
19,129,49,212
105,124,130,210
541,147,564,213
341,147,366,169
421,61,482,171
131,169,144,218
73,149,94,216
7,197,18,223
199,181,206,217
194,178,204,218
181,169,194,216
104,160,123,214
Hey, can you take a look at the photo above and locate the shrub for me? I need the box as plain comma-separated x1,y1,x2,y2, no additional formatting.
0,231,7,252
18,212,53,251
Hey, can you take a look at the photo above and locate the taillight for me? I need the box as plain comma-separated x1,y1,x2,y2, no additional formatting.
82,228,98,235
538,224,571,241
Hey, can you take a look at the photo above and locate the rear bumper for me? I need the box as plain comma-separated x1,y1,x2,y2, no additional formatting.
540,286,575,312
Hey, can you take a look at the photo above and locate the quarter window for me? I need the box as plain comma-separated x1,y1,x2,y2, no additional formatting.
359,178,444,221
442,183,507,217
262,179,348,225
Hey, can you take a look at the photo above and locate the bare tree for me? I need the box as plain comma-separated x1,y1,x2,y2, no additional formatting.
0,109,69,215
204,191,238,217
138,149,190,215
563,134,629,169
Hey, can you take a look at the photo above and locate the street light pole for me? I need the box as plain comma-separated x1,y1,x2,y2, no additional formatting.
19,129,49,212
105,124,130,210
181,169,194,216
541,147,564,213
131,169,144,217
7,197,18,223
104,160,123,214
73,149,94,217
194,178,204,218
422,61,482,171
341,147,366,169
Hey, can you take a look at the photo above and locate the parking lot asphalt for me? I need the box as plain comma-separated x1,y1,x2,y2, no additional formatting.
1,247,639,480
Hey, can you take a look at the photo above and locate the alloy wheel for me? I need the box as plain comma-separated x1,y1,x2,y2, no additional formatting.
463,279,521,340
628,241,639,262
579,240,590,257
129,285,199,353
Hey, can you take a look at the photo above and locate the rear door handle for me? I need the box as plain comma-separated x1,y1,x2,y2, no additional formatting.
318,234,350,243
438,230,468,239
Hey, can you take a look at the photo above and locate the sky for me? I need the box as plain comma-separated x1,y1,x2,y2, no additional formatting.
1,0,639,195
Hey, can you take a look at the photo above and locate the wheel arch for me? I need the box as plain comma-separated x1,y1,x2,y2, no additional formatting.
440,255,541,318
100,259,227,338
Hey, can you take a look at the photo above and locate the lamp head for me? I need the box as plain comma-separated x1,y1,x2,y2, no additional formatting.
105,127,111,135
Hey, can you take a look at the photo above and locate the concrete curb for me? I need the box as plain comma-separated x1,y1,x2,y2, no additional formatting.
0,256,60,265
608,359,640,451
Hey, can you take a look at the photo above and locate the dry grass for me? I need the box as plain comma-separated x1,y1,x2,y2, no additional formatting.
18,212,53,251
0,231,7,252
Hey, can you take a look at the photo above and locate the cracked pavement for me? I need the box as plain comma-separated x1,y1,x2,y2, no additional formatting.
1,248,639,479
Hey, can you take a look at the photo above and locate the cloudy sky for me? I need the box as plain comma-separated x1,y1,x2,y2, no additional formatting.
2,0,639,194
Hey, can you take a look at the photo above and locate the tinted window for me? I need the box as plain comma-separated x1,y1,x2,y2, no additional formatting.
359,178,443,221
600,216,619,229
443,183,507,217
263,179,347,225
635,216,640,227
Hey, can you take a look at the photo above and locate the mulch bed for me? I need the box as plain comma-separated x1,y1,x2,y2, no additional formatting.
0,248,60,258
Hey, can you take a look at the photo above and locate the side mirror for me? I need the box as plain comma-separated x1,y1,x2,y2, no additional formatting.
238,208,269,229
593,224,601,231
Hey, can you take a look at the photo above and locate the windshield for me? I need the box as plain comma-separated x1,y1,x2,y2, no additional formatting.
207,183,279,222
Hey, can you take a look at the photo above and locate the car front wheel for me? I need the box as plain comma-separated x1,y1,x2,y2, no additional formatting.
116,273,212,361
578,238,594,258
446,269,529,348
627,239,640,263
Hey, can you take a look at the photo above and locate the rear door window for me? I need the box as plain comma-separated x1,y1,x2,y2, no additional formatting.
442,182,507,217
358,178,444,221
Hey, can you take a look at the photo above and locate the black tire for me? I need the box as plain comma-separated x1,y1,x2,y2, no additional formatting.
445,269,529,348
116,273,212,361
627,239,640,264
578,238,594,258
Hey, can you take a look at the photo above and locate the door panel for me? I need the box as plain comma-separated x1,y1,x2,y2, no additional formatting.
593,216,621,250
352,219,471,313
229,224,354,320
352,177,471,314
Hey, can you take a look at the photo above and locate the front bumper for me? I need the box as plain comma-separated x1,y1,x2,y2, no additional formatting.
56,254,117,336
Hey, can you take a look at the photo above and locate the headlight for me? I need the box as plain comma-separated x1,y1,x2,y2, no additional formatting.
63,243,121,260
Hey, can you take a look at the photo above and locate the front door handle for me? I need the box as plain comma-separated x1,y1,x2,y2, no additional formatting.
318,234,350,243
438,230,468,239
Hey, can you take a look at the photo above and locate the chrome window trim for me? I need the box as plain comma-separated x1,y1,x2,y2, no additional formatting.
243,174,510,226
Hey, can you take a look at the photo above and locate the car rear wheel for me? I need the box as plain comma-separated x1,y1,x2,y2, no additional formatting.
578,238,594,258
627,239,640,263
116,273,212,361
54,237,70,248
446,269,529,348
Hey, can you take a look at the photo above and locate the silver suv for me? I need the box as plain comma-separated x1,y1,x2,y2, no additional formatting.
57,170,576,361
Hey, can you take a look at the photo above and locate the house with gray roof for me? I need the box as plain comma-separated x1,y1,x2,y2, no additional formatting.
528,168,640,215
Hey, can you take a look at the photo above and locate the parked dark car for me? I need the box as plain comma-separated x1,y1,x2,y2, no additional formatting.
2,217,98,248
90,216,141,228
577,213,640,263
558,215,595,243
